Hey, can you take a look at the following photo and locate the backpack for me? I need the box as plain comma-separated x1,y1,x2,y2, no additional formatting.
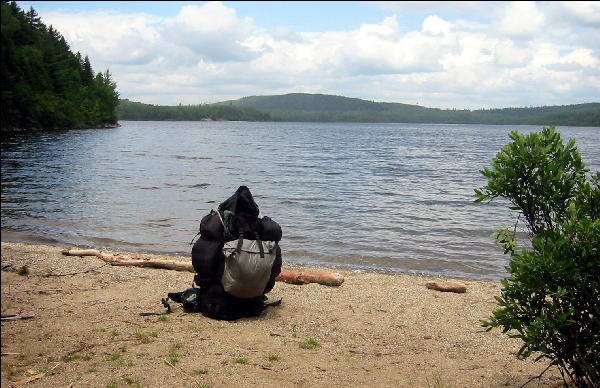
168,186,282,320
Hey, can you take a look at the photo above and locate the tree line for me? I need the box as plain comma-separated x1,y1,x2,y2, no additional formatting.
117,99,270,122
1,1,119,131
120,93,600,126
118,94,599,126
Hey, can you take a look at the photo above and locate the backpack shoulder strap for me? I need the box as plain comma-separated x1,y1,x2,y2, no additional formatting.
253,231,265,258
233,231,265,258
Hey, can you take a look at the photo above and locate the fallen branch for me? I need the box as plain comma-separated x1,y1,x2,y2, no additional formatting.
11,363,59,386
12,372,46,386
61,248,344,287
1,315,35,321
348,350,402,357
164,359,193,377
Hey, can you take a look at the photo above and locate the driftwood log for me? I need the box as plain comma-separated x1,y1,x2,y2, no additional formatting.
425,281,467,293
61,248,344,287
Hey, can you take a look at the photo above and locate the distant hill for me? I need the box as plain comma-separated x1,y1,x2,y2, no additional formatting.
216,93,600,126
117,93,600,127
227,93,387,112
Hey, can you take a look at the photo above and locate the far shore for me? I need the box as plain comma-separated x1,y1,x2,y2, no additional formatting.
1,122,120,133
1,241,562,387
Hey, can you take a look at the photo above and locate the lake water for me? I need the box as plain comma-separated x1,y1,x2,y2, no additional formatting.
2,121,598,281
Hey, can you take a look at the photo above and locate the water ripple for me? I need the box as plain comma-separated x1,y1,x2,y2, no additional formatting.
1,121,598,281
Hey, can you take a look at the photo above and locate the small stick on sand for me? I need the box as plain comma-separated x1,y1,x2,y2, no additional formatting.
1,315,35,321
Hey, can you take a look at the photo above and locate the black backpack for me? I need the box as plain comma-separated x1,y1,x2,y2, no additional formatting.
167,186,282,320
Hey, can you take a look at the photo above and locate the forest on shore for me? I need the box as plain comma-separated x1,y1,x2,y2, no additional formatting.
1,1,119,131
119,94,600,127
118,99,270,122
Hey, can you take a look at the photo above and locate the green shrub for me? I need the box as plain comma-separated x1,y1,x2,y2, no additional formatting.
475,126,587,235
234,357,248,365
299,337,321,350
475,126,599,387
17,265,29,276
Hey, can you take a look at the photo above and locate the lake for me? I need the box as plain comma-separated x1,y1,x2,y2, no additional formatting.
2,121,598,281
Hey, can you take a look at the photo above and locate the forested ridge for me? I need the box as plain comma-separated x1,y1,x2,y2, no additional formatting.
222,93,600,126
119,93,599,126
117,99,270,122
1,1,119,131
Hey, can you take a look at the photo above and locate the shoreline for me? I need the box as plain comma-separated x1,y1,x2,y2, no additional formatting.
0,233,507,282
1,242,562,387
1,122,120,133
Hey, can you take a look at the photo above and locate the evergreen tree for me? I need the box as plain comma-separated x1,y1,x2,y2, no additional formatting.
1,1,119,130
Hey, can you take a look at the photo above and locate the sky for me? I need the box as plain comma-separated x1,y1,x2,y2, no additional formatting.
16,1,600,109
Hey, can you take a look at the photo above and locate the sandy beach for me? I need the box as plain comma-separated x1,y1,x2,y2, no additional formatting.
1,242,563,387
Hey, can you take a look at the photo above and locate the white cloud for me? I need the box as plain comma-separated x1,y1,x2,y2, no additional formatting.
493,40,531,67
42,10,162,67
273,26,305,43
421,15,452,36
495,2,545,39
547,1,600,27
162,2,260,62
32,1,600,109
319,16,461,76
560,48,599,68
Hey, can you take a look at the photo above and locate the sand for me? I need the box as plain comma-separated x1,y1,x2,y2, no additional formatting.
1,242,562,387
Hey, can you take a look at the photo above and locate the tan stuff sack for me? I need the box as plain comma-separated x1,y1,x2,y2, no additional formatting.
221,238,278,298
